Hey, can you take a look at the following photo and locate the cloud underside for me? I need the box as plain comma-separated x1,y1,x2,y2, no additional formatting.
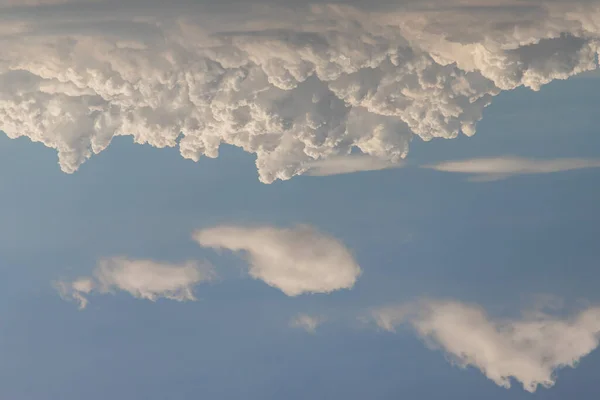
55,257,214,309
194,225,361,296
373,300,600,392
0,1,599,182
424,157,600,181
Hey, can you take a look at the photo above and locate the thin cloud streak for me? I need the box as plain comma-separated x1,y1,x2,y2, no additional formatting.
303,155,404,176
423,157,600,181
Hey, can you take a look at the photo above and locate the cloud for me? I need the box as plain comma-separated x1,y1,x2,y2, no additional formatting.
194,224,361,296
372,299,600,392
423,157,600,181
55,257,214,309
55,277,95,310
290,313,325,333
371,303,414,332
303,154,404,176
0,1,599,182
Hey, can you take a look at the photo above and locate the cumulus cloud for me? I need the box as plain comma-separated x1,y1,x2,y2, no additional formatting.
0,1,599,182
424,157,600,181
194,224,361,296
290,313,325,333
372,299,600,392
55,257,214,309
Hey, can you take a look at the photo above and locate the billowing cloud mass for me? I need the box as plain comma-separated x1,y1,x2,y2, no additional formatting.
290,313,325,333
0,0,599,182
194,225,361,296
424,157,600,181
373,300,600,392
55,257,214,309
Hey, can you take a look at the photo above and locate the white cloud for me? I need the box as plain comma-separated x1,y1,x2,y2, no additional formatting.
55,277,95,310
373,300,600,392
194,224,361,296
0,1,599,182
371,303,414,333
303,154,404,176
55,257,214,309
290,313,325,333
423,157,600,181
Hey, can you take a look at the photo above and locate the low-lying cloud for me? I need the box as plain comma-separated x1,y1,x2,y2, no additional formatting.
194,224,361,296
55,257,214,309
424,157,600,181
373,299,600,392
0,1,599,182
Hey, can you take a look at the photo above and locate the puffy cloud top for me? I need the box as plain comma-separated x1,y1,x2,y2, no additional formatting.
0,0,599,181
194,224,361,296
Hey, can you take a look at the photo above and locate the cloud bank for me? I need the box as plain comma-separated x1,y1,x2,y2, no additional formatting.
424,157,600,181
373,299,600,392
194,224,361,296
56,257,214,309
1,0,599,181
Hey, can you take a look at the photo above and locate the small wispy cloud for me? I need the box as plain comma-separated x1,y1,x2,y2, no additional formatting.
423,157,600,181
55,257,214,309
372,299,600,392
303,155,404,177
54,277,95,310
290,314,326,334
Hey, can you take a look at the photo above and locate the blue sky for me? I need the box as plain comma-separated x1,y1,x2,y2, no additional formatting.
2,1,600,399
1,72,600,399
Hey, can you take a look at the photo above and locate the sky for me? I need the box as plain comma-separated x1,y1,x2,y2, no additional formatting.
1,0,600,399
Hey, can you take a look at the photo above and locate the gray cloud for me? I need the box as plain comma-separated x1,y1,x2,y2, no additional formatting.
372,299,600,392
194,224,361,296
0,1,599,181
